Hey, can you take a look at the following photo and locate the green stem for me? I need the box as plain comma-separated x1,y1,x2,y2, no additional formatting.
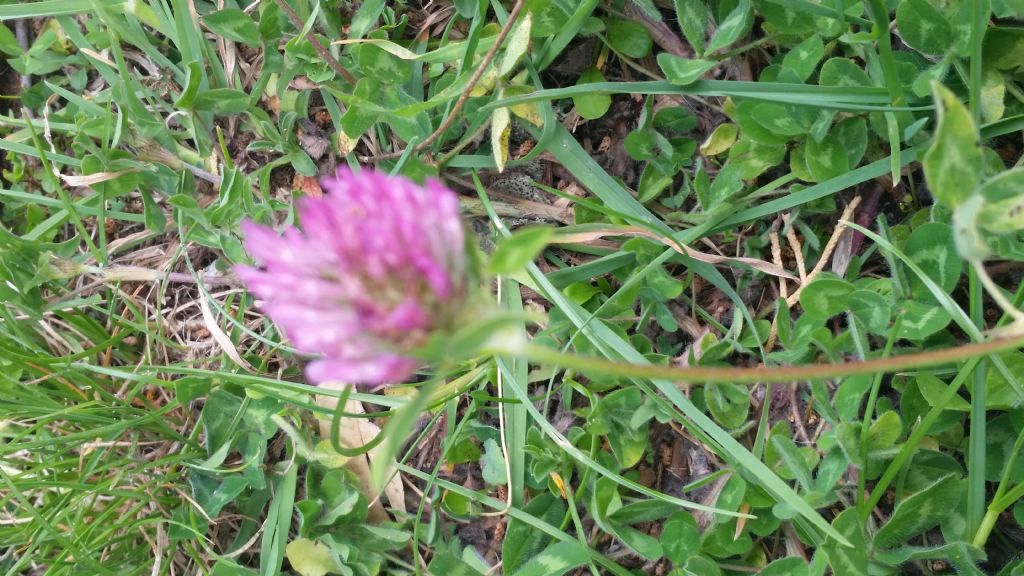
973,411,1024,547
995,482,1024,516
864,357,980,513
973,509,1000,548
23,109,102,263
501,331,1024,385
858,314,902,519
865,0,903,106
864,0,905,183
966,266,988,539
967,5,993,538
968,0,989,126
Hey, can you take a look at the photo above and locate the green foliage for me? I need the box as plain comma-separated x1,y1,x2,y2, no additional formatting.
489,225,554,274
573,67,612,120
5,0,1024,573
923,83,983,210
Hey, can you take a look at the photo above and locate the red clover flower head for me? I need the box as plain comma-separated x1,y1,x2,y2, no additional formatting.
235,168,466,387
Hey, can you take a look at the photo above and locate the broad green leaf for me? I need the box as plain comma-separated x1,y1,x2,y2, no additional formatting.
657,53,717,86
623,129,660,161
193,89,251,115
702,518,754,557
588,388,649,468
874,475,962,549
340,79,381,137
835,376,873,422
916,373,971,412
994,0,1024,17
739,318,771,348
358,40,412,85
734,100,789,145
922,83,982,208
349,0,385,39
819,58,873,88
904,222,962,299
505,84,544,125
502,494,566,572
896,0,953,55
799,277,855,319
781,34,824,82
983,413,1024,481
510,541,590,576
868,410,903,449
454,0,481,18
760,557,809,576
903,450,964,494
835,422,865,469
809,108,836,142
769,435,816,490
834,116,868,169
895,300,952,340
716,474,748,514
527,1,570,37
681,556,723,576
653,107,697,132
706,382,750,429
174,376,211,404
341,104,378,138
610,524,662,560
789,144,814,181
948,0,979,56
700,123,738,156
873,541,983,567
638,164,674,203
706,0,752,54
573,67,612,120
977,167,1024,233
481,438,507,485
759,0,815,35
805,130,849,182
175,61,202,109
662,512,700,565
673,0,707,55
428,551,484,575
981,67,1006,123
283,1,320,53
848,290,891,335
984,27,1024,70
700,162,744,211
500,12,532,76
0,23,19,55
952,193,991,261
983,353,1024,409
729,137,786,179
821,509,869,576
491,104,511,173
489,226,554,274
203,8,260,46
750,102,811,137
285,538,339,576
608,18,652,58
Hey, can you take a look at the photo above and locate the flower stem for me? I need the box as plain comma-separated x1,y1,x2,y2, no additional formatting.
503,333,1024,385
973,509,1000,549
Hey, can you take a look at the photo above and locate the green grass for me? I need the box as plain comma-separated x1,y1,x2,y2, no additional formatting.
3,0,1024,574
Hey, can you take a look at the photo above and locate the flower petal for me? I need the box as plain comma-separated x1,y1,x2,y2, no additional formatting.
306,355,418,386
237,168,467,388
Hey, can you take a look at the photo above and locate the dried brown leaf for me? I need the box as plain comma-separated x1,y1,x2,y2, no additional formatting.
550,225,797,279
